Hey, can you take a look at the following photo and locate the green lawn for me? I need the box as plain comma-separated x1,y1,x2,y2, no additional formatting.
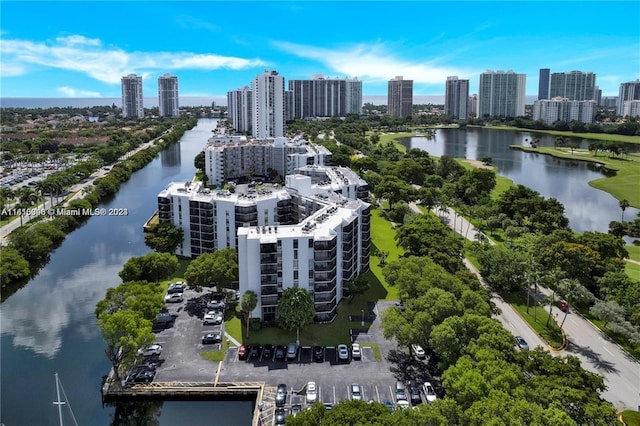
620,410,640,426
511,146,640,207
626,261,640,282
627,244,640,262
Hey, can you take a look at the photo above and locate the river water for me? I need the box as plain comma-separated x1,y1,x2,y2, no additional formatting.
400,128,639,234
1,123,636,425
0,119,252,426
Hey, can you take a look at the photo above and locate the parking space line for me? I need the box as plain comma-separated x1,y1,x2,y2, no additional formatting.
333,386,336,404
375,385,380,402
389,385,394,402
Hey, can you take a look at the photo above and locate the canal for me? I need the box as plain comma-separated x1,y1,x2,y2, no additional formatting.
400,127,639,233
0,119,253,425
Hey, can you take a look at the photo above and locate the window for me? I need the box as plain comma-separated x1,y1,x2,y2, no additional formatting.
293,239,298,249
308,239,314,248
293,271,298,280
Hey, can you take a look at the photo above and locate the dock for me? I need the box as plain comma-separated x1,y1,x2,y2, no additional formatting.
102,377,276,425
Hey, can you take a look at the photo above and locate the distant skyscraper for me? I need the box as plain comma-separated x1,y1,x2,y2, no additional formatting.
549,71,596,101
533,98,597,124
121,74,144,119
444,76,469,119
227,86,253,134
288,76,362,119
468,94,478,117
617,80,640,116
387,76,413,118
538,68,550,100
478,70,526,118
158,74,179,118
252,70,285,139
622,100,640,118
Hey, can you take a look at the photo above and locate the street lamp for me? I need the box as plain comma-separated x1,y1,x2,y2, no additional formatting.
361,309,364,327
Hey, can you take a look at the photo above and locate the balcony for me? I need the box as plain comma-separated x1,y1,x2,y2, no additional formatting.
261,285,278,295
314,249,337,261
261,295,279,306
260,253,278,264
261,265,279,274
314,288,336,303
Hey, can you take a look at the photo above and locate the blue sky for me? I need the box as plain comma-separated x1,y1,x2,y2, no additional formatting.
1,1,639,99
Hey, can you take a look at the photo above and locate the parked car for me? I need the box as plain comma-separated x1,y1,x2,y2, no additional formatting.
409,381,421,404
323,403,333,410
290,404,302,416
202,333,222,344
383,400,395,413
411,344,426,359
351,383,362,401
396,400,410,410
262,344,274,360
274,345,286,361
306,381,317,404
131,368,156,383
167,282,185,294
286,342,298,360
422,382,437,403
395,381,407,402
515,336,529,350
164,292,183,303
203,312,223,325
137,344,162,357
275,384,287,406
249,344,263,359
351,343,361,360
312,346,324,362
274,408,286,425
238,345,248,360
206,300,226,310
337,344,350,361
153,312,174,327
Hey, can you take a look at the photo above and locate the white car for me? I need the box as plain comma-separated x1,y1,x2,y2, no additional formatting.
306,381,317,404
351,343,361,359
337,344,350,361
411,344,426,359
351,383,362,400
422,382,437,403
164,292,183,303
137,344,162,357
203,312,223,325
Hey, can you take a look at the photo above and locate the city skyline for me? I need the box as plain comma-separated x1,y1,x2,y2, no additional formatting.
1,2,638,99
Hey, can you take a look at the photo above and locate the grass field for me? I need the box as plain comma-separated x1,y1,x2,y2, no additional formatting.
627,244,640,262
620,410,640,426
484,125,640,144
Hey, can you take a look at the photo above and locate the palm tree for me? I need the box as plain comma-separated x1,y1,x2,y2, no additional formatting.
619,199,630,222
239,290,258,337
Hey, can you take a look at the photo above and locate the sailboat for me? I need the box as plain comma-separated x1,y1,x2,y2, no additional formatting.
53,373,79,426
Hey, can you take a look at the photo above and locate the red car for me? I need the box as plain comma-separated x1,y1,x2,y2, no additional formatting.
238,344,248,360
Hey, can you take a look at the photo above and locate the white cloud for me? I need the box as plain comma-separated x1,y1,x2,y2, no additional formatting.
2,35,266,84
273,41,468,84
57,86,102,97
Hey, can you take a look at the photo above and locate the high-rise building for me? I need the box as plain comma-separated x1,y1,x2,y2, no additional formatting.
617,80,640,116
227,86,253,134
121,74,144,119
532,98,597,124
477,70,526,118
444,76,469,119
538,68,550,100
549,71,596,101
387,76,413,118
158,74,179,118
468,94,478,117
622,100,640,118
252,70,285,139
288,76,362,119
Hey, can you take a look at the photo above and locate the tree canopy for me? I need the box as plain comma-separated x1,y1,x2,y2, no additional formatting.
119,252,179,284
144,222,184,253
184,248,238,290
276,287,316,335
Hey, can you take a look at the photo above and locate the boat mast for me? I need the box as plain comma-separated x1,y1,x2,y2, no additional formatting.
53,372,66,426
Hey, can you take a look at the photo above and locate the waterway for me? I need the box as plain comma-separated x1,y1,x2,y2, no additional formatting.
0,119,253,426
400,128,639,234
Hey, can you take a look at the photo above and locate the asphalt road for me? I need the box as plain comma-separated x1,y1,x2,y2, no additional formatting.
415,202,640,411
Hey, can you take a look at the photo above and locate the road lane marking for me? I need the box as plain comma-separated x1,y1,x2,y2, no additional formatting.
603,346,614,356
213,358,222,385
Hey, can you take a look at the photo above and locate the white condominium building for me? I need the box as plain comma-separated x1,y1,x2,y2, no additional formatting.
622,100,640,118
618,80,640,116
157,167,371,322
532,97,597,124
252,70,285,139
204,135,331,187
227,86,252,134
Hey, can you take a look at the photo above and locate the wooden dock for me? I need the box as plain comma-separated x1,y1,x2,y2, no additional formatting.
102,378,275,425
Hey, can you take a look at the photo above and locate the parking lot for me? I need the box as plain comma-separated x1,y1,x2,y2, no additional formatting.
144,290,442,412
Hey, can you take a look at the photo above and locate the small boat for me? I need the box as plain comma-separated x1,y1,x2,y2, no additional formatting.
53,373,79,426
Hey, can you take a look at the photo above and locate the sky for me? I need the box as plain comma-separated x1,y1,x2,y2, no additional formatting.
1,1,639,100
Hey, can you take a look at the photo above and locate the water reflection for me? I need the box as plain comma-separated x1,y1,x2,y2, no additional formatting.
401,128,639,233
